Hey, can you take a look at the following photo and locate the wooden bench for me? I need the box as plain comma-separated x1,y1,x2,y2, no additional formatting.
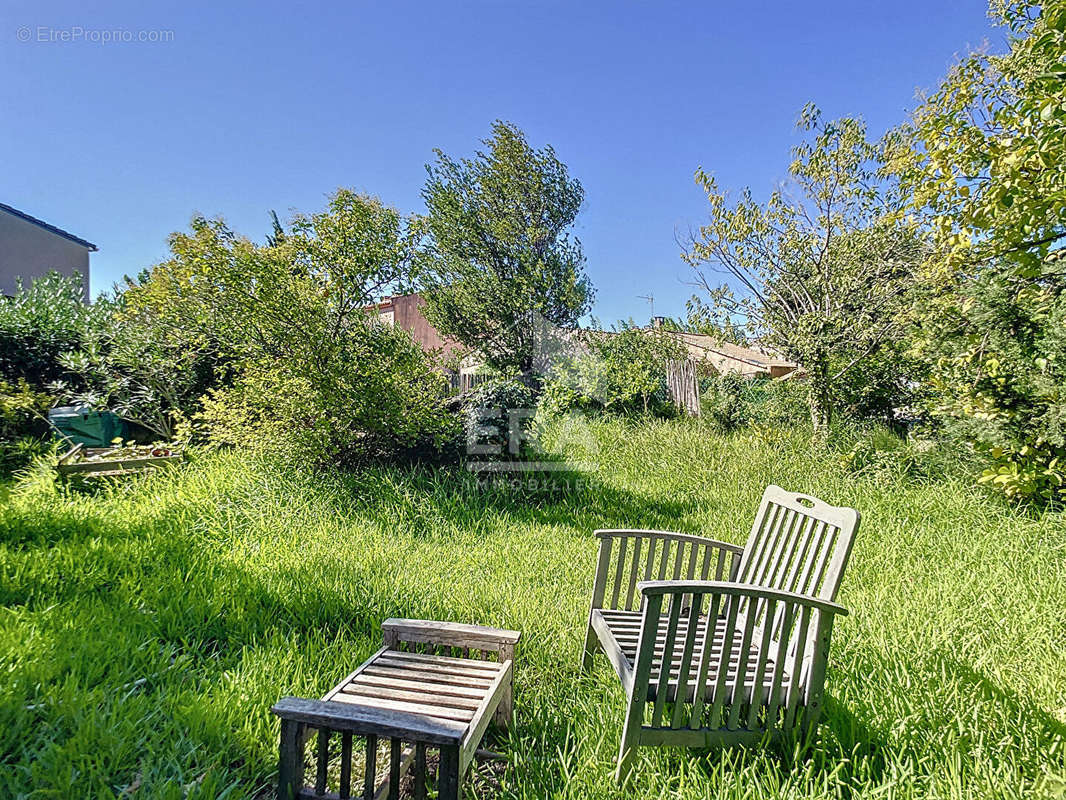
580,485,860,781
272,619,521,800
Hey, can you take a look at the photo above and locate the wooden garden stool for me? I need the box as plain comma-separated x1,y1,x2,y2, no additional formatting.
272,618,521,800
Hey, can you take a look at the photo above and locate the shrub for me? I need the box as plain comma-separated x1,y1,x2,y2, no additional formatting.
751,376,811,427
834,423,978,485
197,317,453,467
544,324,685,415
831,345,927,427
916,262,1066,505
0,379,54,474
973,442,1066,503
135,193,455,467
700,373,756,432
536,378,581,418
59,285,223,441
0,271,217,444
699,373,810,433
0,271,111,390
462,378,535,459
892,3,1066,505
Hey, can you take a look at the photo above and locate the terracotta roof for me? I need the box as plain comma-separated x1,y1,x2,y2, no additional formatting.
0,202,98,251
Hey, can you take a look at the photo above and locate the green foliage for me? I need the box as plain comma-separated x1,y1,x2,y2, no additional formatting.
197,320,453,466
684,296,749,345
753,376,816,428
0,271,111,390
536,375,582,417
462,377,536,457
892,1,1066,503
418,121,594,376
830,343,927,426
0,379,54,473
700,374,811,433
0,271,217,443
129,191,453,467
891,0,1066,274
975,440,1066,501
683,108,925,438
1,418,1063,798
58,284,221,441
836,424,977,484
545,324,685,414
917,266,1066,502
0,380,51,439
700,373,756,432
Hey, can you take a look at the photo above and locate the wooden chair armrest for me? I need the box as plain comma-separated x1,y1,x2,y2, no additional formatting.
635,580,849,617
382,618,520,656
594,529,744,555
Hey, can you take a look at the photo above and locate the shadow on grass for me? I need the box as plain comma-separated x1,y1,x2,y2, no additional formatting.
337,454,704,537
0,487,397,796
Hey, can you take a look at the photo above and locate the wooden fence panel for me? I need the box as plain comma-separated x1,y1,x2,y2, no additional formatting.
667,359,700,416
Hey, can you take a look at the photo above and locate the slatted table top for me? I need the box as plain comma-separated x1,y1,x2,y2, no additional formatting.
322,648,510,742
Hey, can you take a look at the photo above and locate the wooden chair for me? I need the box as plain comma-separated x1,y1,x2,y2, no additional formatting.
580,485,860,781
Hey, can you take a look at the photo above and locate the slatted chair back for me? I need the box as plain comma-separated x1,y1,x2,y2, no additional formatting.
588,530,743,614
735,485,860,602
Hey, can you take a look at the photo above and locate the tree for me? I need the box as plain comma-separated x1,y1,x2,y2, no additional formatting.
546,322,686,414
682,107,925,440
682,296,749,345
59,282,220,440
891,0,1066,274
889,0,1066,501
127,190,452,465
418,121,594,380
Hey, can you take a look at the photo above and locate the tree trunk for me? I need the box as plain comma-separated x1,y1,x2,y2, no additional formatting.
517,361,543,398
807,357,832,445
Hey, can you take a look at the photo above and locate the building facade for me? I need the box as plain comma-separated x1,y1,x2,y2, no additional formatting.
370,292,467,361
0,202,96,297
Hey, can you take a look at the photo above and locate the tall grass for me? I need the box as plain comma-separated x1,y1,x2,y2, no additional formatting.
1,416,1063,798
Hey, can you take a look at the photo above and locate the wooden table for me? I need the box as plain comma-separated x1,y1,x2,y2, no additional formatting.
273,618,520,800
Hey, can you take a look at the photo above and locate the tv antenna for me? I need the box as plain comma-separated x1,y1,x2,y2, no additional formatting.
638,293,654,320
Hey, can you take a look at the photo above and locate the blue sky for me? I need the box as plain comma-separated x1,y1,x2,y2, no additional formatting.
2,1,996,323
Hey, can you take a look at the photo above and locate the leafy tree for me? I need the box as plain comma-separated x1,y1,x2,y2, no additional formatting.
683,297,749,345
682,107,925,441
889,0,1066,501
59,281,220,440
891,0,1066,272
128,190,453,465
266,209,287,247
418,121,594,380
547,322,685,414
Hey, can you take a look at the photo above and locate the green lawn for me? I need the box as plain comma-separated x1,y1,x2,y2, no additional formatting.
1,417,1064,799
